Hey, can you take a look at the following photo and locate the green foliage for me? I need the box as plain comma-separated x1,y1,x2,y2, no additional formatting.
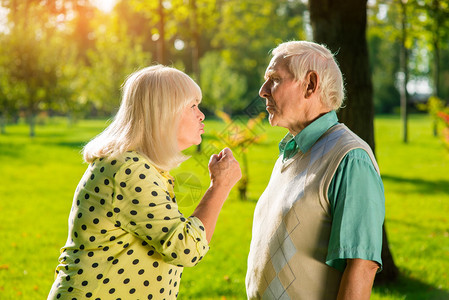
199,52,247,113
0,115,448,299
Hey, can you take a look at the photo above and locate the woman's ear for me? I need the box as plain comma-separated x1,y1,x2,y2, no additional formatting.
305,71,318,98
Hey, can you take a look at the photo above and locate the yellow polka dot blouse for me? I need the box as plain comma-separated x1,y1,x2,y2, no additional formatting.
48,151,209,299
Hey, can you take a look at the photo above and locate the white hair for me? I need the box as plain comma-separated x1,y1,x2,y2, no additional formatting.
272,41,345,110
83,65,202,171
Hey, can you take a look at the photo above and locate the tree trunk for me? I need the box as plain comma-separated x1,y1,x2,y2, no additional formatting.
309,0,399,284
157,0,167,65
399,0,409,144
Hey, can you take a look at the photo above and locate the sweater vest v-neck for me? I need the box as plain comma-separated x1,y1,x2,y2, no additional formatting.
246,124,379,300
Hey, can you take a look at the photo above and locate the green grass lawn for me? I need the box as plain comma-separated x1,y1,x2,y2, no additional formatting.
0,114,448,299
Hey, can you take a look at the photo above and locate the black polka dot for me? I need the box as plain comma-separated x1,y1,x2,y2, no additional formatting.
100,167,105,172
153,262,159,268
148,294,153,299
103,278,110,284
123,278,130,284
104,179,110,185
100,199,105,205
199,225,205,231
114,208,120,213
151,191,158,196
125,168,131,175
66,275,71,281
178,233,184,240
135,187,142,192
90,174,95,180
77,269,84,275
130,210,137,215
147,213,154,218
86,292,92,298
106,212,113,217
89,236,95,242
96,274,103,279
109,288,115,294
118,268,124,274
149,203,156,207
94,187,100,193
93,218,99,224
184,249,190,254
144,280,149,286
130,288,136,294
138,269,145,275
117,194,123,200
133,157,139,162
192,257,197,263
147,250,154,256
171,252,177,258
120,182,126,187
81,280,88,286
139,174,146,179
81,225,87,230
132,259,139,265
166,204,171,209
68,287,73,292
146,224,152,229
162,227,168,232
89,206,95,212
112,259,119,264
74,258,80,264
103,246,110,251
160,288,164,294
101,229,107,234
145,164,150,169
111,160,117,165
84,193,90,199
132,199,139,204
92,263,99,268
77,213,82,218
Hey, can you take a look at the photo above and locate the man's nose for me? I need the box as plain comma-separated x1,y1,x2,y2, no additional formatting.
259,81,270,98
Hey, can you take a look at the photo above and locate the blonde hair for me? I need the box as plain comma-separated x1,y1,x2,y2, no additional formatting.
83,65,202,171
272,41,345,110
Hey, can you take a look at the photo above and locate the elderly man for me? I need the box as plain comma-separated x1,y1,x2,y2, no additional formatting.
246,41,385,300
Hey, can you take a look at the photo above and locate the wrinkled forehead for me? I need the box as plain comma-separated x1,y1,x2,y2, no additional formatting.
264,55,292,79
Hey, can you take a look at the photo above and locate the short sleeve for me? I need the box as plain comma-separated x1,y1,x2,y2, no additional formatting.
326,148,385,272
112,159,209,267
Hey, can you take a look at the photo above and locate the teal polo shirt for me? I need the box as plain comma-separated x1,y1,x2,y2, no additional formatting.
279,111,385,272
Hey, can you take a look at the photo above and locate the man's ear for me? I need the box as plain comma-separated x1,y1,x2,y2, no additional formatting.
304,71,318,98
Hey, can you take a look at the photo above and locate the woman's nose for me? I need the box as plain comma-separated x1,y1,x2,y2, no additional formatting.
198,108,205,121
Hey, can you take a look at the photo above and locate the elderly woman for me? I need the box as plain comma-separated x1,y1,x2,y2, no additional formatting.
48,65,242,299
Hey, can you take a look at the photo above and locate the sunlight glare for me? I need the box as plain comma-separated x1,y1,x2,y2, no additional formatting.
91,0,117,13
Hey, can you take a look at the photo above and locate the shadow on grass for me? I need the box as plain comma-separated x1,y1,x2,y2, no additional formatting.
381,174,449,195
374,271,449,300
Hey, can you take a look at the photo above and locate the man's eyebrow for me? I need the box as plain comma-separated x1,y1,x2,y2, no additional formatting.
264,69,276,80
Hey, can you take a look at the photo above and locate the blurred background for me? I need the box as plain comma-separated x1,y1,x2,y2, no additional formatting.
0,0,448,128
0,0,449,299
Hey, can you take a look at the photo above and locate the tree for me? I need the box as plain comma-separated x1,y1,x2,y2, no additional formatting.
309,0,399,284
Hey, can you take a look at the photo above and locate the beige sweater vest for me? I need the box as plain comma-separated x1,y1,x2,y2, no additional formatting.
246,124,379,300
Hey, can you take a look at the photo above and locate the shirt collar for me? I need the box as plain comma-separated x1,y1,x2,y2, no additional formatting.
279,111,339,160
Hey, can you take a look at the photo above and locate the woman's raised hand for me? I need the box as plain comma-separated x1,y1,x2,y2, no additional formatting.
208,147,242,190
